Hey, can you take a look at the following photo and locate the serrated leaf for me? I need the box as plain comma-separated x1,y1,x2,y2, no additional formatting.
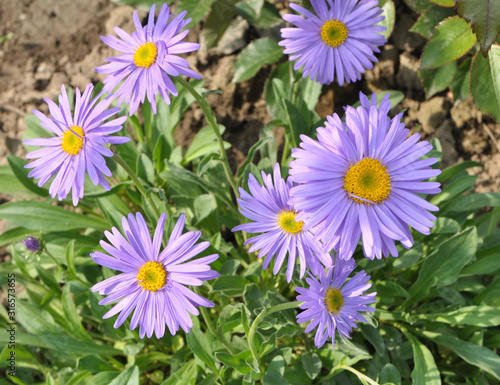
470,46,500,122
419,61,457,99
456,0,500,55
420,16,477,69
410,5,455,39
407,333,441,385
0,201,108,231
406,227,477,305
233,38,283,83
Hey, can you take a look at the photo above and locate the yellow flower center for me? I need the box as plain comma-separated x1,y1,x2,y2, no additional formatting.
343,158,391,205
61,126,84,156
133,42,158,68
321,20,348,48
278,210,304,235
324,287,344,314
137,261,167,292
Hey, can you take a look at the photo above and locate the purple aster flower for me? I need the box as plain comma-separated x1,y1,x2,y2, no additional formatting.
24,84,129,206
23,236,42,253
296,257,376,348
232,163,331,282
290,92,441,260
279,0,386,85
92,212,219,338
96,4,201,116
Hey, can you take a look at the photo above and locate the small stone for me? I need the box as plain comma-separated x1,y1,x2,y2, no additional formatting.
395,52,423,92
450,99,476,129
34,62,55,82
418,97,452,135
211,17,248,56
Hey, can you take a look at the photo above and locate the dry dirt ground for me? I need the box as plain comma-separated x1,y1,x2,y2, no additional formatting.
0,0,499,215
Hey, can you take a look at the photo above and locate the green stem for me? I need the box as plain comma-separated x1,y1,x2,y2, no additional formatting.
44,248,65,272
176,77,239,199
248,301,301,360
112,149,161,220
194,287,235,355
322,364,380,385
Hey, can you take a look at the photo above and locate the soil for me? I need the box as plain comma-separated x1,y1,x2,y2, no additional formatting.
0,0,499,234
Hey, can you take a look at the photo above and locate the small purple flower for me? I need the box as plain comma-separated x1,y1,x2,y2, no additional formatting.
290,92,441,260
296,257,376,348
96,3,201,116
232,163,331,282
279,0,386,85
92,212,219,338
24,84,129,206
23,236,41,253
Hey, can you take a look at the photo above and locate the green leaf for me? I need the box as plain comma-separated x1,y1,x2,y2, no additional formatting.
407,333,441,385
378,0,396,39
215,352,253,374
0,201,108,231
470,46,500,122
177,0,217,26
420,306,500,327
380,363,402,385
7,155,49,197
421,331,500,380
193,194,217,224
0,227,31,247
404,0,433,13
212,275,248,297
427,0,454,6
78,354,115,373
0,165,39,198
456,0,500,55
183,125,230,165
109,366,140,385
301,351,322,380
450,57,472,101
202,0,237,48
462,245,500,275
410,6,455,39
419,61,457,99
62,285,91,340
236,0,282,29
16,301,60,335
437,160,483,183
237,137,272,180
187,326,218,374
233,38,283,83
444,193,500,213
420,16,477,69
263,372,288,385
406,227,477,305
136,153,155,185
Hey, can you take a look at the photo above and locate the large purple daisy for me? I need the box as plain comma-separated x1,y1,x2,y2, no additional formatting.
232,163,331,282
92,213,219,338
279,0,386,85
96,3,201,116
296,257,376,349
290,93,441,260
24,84,129,206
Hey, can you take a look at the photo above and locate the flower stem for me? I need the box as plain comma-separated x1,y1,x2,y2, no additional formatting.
176,77,239,199
194,286,236,355
112,149,161,220
248,301,301,361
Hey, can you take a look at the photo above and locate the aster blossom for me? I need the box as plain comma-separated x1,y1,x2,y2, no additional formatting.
296,257,376,348
279,0,386,85
92,212,219,338
232,163,331,282
96,3,201,116
24,84,129,206
290,92,441,260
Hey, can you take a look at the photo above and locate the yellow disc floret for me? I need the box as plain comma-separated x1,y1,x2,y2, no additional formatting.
61,126,84,156
137,261,167,292
278,210,304,235
343,158,391,205
324,287,344,314
133,42,158,68
321,20,348,48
